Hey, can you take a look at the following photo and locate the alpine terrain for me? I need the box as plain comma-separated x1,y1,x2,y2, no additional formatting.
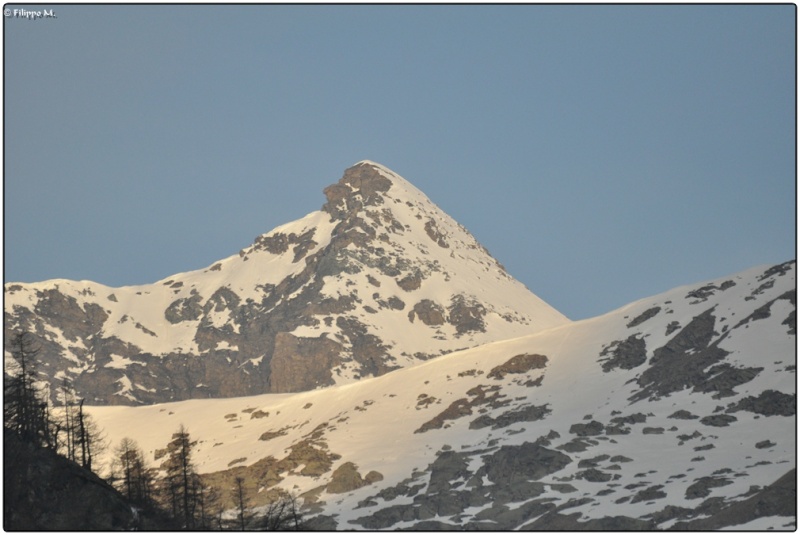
4,161,568,404
4,161,796,530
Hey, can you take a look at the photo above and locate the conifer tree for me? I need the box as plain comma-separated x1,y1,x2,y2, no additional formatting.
159,424,199,528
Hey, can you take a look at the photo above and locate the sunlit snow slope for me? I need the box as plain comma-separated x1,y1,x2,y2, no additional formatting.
4,161,569,404
88,260,796,530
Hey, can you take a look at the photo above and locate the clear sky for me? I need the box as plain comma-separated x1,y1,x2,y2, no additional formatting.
4,4,795,320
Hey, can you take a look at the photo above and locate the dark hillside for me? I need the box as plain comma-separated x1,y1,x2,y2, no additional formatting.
3,433,174,530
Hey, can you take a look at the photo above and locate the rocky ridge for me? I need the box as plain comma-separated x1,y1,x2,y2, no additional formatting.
4,161,569,404
87,260,796,530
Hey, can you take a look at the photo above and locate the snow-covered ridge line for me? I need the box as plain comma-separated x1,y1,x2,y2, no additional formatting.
86,259,795,530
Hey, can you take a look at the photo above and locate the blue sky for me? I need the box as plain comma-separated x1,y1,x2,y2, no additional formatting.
4,5,795,320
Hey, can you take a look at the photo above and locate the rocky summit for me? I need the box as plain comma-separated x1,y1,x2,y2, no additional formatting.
4,161,569,405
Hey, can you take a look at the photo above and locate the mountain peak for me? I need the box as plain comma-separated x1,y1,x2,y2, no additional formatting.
4,161,570,404
322,160,418,218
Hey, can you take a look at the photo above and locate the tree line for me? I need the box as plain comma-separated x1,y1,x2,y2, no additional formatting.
4,331,103,467
4,331,305,530
109,424,304,530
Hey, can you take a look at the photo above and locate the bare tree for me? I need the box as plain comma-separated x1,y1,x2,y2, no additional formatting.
110,437,154,506
234,476,249,530
51,380,105,470
254,492,305,531
190,473,223,530
56,378,78,460
203,484,225,530
4,331,51,448
76,399,90,469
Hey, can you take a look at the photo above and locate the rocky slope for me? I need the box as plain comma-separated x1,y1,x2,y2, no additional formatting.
4,161,569,405
87,260,796,530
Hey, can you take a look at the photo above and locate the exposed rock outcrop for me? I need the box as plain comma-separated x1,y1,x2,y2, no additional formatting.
269,333,343,393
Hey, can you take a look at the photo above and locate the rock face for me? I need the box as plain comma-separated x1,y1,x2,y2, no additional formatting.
268,333,344,393
4,161,569,405
325,462,383,494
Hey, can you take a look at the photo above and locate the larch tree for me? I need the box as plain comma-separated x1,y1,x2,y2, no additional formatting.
111,437,154,506
233,476,249,530
159,424,200,529
4,331,52,448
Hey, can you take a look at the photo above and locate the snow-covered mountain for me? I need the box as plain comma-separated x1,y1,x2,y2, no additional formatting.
87,260,796,530
4,161,569,404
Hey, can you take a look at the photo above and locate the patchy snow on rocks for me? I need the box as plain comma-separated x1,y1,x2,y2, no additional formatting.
5,162,568,405
87,260,795,530
5,161,794,529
